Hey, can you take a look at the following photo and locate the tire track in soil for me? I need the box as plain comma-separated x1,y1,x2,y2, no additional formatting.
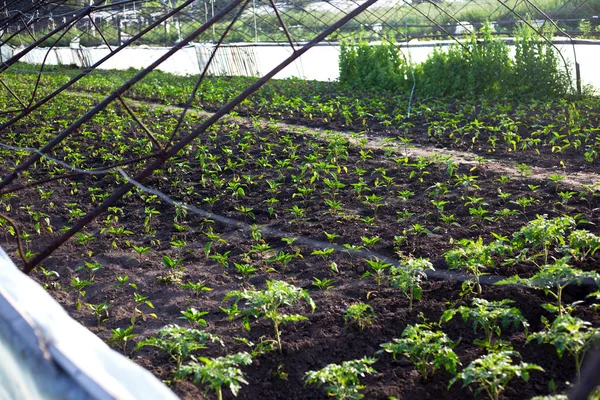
68,91,600,189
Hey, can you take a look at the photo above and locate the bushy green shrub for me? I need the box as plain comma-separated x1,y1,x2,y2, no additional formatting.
512,24,570,98
339,34,412,92
338,22,570,99
420,23,510,98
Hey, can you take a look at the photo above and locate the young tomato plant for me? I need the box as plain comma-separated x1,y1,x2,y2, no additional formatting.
388,257,434,312
176,352,252,400
450,350,543,400
305,357,377,400
379,323,460,380
528,314,600,382
496,257,599,316
136,324,222,372
444,238,502,296
223,280,316,352
442,298,528,348
344,303,376,331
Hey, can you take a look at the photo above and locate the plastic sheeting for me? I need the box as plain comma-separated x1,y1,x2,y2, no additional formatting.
0,247,179,400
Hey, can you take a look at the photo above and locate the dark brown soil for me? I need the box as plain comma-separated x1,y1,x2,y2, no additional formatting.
1,107,599,400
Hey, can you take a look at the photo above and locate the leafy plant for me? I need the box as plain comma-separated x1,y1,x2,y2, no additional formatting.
312,277,335,291
177,352,252,400
565,230,600,261
305,357,377,400
441,298,528,348
496,257,599,316
133,292,157,320
362,258,391,289
223,280,316,351
109,325,138,355
379,323,459,380
69,277,92,310
136,324,222,372
86,302,110,328
449,350,543,400
344,303,376,331
445,237,508,295
511,215,576,265
180,280,213,298
528,314,600,381
75,261,103,281
179,307,209,329
389,257,434,311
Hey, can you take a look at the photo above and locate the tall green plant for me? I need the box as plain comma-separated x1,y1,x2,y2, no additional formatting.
512,23,570,98
339,35,410,92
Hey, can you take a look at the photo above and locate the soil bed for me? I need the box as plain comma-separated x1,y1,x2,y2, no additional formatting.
1,86,600,400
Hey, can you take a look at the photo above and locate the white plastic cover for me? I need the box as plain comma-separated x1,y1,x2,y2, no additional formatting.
0,247,179,400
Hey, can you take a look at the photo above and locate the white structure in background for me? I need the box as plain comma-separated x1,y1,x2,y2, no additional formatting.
1,38,599,88
0,246,179,400
455,21,474,35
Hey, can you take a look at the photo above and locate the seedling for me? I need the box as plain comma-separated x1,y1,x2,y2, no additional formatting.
324,231,339,244
528,314,600,382
389,257,434,311
177,352,252,400
234,263,257,285
566,230,600,261
311,247,335,260
109,325,138,355
496,257,599,316
69,277,92,310
131,245,150,264
362,258,391,289
180,280,213,298
305,357,377,400
114,275,130,289
312,277,334,290
445,238,496,295
379,323,459,380
86,302,110,328
75,261,103,281
360,235,380,248
133,292,157,320
450,351,542,400
442,298,528,348
179,307,209,329
223,280,316,352
267,249,302,273
344,303,376,331
136,324,222,372
209,250,231,268
37,266,60,290
547,173,566,191
511,215,576,266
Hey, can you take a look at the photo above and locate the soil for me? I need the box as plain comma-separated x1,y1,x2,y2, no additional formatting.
1,97,600,400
